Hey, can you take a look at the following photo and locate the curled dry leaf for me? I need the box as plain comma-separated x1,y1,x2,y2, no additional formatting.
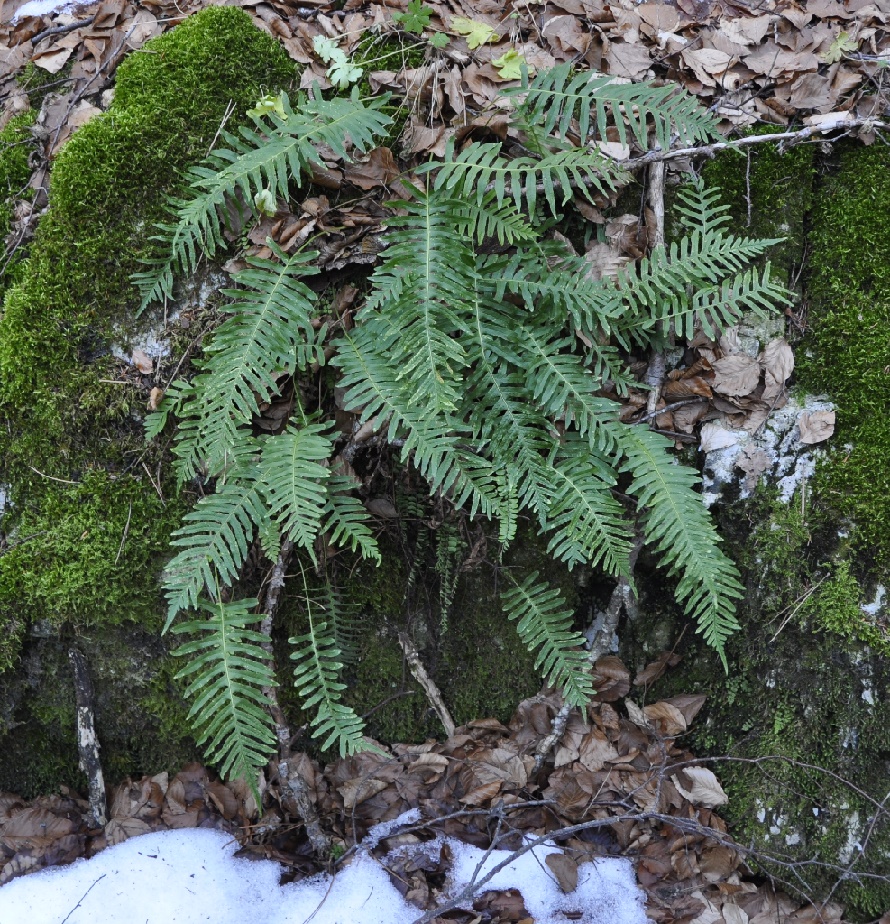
545,852,579,892
643,701,687,736
131,348,153,375
760,337,794,403
671,766,729,807
798,409,835,444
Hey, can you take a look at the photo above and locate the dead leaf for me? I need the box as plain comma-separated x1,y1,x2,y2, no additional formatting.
643,701,686,736
798,409,835,444
671,766,729,807
760,338,794,402
712,353,761,397
681,48,734,86
699,421,742,453
545,852,579,892
132,348,153,375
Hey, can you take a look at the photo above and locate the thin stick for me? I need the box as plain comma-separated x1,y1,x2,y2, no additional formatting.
27,465,78,485
398,631,456,737
68,649,107,827
114,500,133,566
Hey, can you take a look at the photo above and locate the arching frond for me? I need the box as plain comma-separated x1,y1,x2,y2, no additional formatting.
421,140,625,217
163,471,265,627
134,91,392,310
259,420,332,560
615,424,743,665
323,476,381,562
172,598,277,788
506,63,718,148
501,571,594,707
289,564,368,756
172,244,323,481
545,436,633,575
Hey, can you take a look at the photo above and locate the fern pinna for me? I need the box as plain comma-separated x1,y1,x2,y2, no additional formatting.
138,64,789,788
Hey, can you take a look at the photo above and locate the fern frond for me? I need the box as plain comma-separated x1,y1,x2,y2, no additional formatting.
163,472,265,627
289,563,367,756
615,425,743,665
172,598,277,785
501,571,594,707
461,275,556,515
422,139,625,217
363,185,477,414
334,324,504,519
453,192,536,247
545,436,633,575
134,91,392,310
506,63,718,148
259,421,332,560
172,245,323,481
324,476,381,562
519,322,623,453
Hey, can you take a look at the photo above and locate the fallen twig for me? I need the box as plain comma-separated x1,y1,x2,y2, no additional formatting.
68,648,107,827
398,631,455,737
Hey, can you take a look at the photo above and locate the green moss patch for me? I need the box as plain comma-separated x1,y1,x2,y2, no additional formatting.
797,142,890,573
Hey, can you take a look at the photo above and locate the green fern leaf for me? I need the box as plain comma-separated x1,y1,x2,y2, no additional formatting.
172,597,277,786
616,424,743,665
260,420,333,560
163,470,265,627
134,91,392,310
501,571,594,707
506,63,718,149
289,563,368,756
545,436,633,575
171,244,323,481
323,476,381,562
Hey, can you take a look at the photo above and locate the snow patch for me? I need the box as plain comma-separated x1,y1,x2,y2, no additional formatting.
0,827,648,924
12,0,91,22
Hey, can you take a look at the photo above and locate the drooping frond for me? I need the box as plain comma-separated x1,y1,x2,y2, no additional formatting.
134,91,392,310
334,323,505,519
506,63,718,149
501,571,594,707
259,420,332,560
289,563,367,756
519,321,623,453
616,424,743,665
421,139,625,217
163,469,265,627
171,244,323,481
461,275,556,515
172,598,277,786
452,192,537,247
544,436,633,576
323,476,381,562
687,265,790,341
362,185,477,414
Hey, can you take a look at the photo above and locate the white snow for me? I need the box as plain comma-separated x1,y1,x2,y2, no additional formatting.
0,827,648,924
12,0,91,22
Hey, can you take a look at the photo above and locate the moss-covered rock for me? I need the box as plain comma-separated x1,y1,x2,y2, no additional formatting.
0,6,296,794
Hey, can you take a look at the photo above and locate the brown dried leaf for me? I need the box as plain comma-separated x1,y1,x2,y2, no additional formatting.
545,853,579,892
643,701,686,736
672,766,729,807
591,655,630,702
760,337,794,402
712,353,761,397
798,409,835,444
343,147,398,191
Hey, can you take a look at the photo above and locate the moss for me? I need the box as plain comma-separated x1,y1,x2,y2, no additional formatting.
620,487,890,919
795,142,890,574
0,7,296,794
701,127,814,288
0,110,36,245
0,6,296,483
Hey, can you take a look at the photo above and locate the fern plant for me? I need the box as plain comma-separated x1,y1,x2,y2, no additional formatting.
137,64,790,789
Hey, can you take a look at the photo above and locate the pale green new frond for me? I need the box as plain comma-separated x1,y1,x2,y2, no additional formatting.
422,140,625,217
616,425,743,665
172,598,277,787
260,421,332,560
134,92,392,310
506,63,718,149
289,565,367,756
544,436,633,575
172,245,324,480
364,186,480,414
519,322,623,453
163,475,265,628
501,571,594,707
324,476,381,562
